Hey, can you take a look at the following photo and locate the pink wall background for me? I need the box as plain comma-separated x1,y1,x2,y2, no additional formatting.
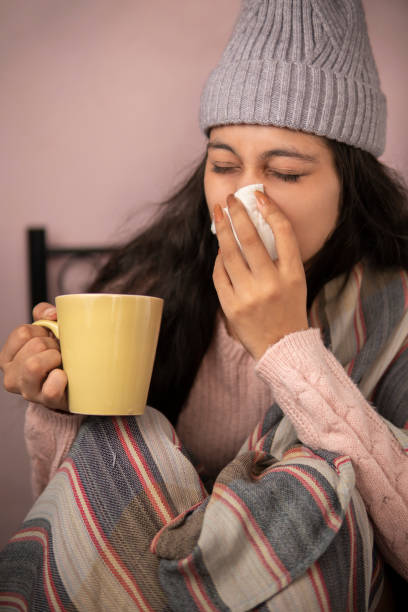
0,0,407,548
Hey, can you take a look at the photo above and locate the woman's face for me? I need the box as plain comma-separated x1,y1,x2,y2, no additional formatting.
204,124,341,263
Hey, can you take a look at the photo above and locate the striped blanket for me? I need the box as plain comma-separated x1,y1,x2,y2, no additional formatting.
1,262,408,611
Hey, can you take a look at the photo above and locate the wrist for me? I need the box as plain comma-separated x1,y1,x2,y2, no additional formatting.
252,324,310,361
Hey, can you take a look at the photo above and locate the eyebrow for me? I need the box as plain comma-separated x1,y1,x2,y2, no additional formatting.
206,141,318,163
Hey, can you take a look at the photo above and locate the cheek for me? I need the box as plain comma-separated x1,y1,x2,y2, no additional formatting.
203,170,213,214
272,183,340,261
203,166,230,217
203,167,218,217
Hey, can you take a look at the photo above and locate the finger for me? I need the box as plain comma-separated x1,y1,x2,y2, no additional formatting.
41,368,68,411
225,193,275,275
32,302,57,321
0,324,50,366
212,250,234,307
3,336,60,395
20,348,63,400
213,200,251,288
255,191,303,274
14,335,60,364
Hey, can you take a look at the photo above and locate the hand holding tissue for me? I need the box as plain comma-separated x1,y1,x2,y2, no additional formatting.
211,184,278,261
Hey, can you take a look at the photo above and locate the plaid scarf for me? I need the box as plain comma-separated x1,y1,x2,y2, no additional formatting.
1,262,407,611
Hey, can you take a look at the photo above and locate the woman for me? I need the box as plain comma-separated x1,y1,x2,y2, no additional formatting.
1,0,407,609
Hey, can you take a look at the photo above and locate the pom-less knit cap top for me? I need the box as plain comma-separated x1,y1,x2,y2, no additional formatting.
199,0,386,157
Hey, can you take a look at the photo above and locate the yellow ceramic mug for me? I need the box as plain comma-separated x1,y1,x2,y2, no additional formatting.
33,294,163,415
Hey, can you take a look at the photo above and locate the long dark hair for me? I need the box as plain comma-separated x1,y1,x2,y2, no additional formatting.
89,157,219,424
307,141,408,300
89,140,408,424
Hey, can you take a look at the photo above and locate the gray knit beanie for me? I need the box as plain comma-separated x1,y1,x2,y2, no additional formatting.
199,0,386,156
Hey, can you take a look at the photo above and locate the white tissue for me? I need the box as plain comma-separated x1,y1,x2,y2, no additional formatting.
211,183,277,260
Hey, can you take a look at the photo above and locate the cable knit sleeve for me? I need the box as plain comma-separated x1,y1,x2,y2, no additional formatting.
255,328,408,580
24,403,84,499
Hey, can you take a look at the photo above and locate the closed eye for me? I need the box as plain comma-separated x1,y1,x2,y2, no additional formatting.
211,165,239,174
211,165,302,183
268,171,302,183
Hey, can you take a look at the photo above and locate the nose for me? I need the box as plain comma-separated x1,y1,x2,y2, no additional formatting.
234,171,265,194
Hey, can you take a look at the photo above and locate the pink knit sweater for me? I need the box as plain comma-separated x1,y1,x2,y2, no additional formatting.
25,317,408,579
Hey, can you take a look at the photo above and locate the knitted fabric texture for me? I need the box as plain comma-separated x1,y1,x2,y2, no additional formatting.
4,262,408,606
199,0,387,156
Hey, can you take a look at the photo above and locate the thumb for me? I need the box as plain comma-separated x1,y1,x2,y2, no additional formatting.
32,302,57,321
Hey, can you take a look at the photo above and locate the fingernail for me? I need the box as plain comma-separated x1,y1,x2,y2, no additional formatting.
255,191,267,207
44,307,57,318
213,203,224,223
226,193,236,207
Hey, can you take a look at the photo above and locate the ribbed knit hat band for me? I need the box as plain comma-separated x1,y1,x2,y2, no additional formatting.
199,0,386,156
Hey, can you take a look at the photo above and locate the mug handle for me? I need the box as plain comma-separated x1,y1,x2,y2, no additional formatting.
33,319,60,339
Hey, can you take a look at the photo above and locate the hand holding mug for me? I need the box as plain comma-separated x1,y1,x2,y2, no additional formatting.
0,302,68,411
